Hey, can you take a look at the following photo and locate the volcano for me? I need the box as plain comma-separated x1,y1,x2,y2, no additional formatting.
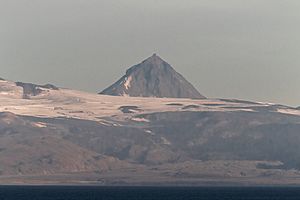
100,54,206,99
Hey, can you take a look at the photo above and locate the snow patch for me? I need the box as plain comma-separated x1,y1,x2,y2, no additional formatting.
32,122,47,128
0,92,10,95
161,137,171,145
145,129,155,135
131,117,150,122
112,123,122,127
277,109,300,116
123,76,132,90
236,108,255,112
98,121,112,126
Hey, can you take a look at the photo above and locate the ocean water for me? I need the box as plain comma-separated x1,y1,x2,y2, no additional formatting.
0,186,300,200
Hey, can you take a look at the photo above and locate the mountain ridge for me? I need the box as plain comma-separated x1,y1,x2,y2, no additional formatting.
1,84,300,185
1,64,300,185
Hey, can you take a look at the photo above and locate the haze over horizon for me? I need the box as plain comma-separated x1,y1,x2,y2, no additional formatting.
1,0,299,106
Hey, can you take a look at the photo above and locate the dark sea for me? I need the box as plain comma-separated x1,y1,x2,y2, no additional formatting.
0,186,300,200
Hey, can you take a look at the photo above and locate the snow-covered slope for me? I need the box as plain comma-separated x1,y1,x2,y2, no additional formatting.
1,79,300,124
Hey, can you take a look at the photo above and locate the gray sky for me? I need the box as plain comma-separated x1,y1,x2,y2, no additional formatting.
0,0,299,106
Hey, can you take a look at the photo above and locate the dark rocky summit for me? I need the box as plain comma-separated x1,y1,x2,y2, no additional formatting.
16,82,59,98
100,54,206,99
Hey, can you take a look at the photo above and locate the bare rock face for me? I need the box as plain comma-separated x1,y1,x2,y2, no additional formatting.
100,54,206,99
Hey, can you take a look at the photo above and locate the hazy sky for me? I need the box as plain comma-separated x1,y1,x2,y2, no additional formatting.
0,0,299,106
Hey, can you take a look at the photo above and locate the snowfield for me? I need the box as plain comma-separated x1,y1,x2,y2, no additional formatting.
0,80,299,125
